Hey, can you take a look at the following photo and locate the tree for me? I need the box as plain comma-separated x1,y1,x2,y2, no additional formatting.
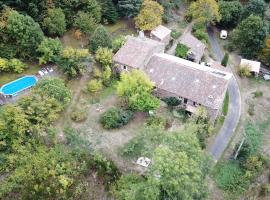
100,0,118,24
218,0,243,28
74,11,97,36
242,0,266,20
148,146,205,200
135,0,164,31
6,10,44,58
34,77,71,107
259,36,270,65
118,0,142,17
90,25,112,52
0,58,26,73
102,65,112,86
37,38,63,64
0,144,91,199
0,105,30,151
42,8,66,36
188,0,221,24
57,47,91,77
55,0,101,26
95,47,113,67
116,70,160,111
230,15,268,58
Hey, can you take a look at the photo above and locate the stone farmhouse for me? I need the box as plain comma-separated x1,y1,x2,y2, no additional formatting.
113,35,232,121
150,25,172,46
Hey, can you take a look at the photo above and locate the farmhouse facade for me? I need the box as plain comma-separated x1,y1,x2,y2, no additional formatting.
113,36,232,121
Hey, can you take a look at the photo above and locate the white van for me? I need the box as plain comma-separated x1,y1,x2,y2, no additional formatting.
220,30,228,39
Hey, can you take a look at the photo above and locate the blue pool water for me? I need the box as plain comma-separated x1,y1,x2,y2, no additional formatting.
0,76,38,96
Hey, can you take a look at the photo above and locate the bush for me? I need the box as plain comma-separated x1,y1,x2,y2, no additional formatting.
171,30,182,40
95,47,113,67
260,183,270,196
92,67,102,79
162,97,182,107
100,107,134,129
146,116,166,128
192,22,205,33
175,43,189,58
74,11,97,36
193,30,208,43
253,90,263,98
71,108,87,122
221,52,229,67
238,66,251,77
112,36,126,53
90,25,112,53
87,79,103,93
248,103,255,116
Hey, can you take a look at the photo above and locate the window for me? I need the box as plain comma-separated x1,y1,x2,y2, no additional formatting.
123,65,127,70
184,98,187,104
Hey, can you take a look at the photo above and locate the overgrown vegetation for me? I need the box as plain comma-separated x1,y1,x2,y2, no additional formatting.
175,43,189,59
213,118,270,198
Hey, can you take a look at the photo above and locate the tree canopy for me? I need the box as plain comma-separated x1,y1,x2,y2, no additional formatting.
118,0,142,17
90,25,112,52
242,0,266,20
230,15,268,58
135,0,164,31
218,0,243,28
188,0,221,24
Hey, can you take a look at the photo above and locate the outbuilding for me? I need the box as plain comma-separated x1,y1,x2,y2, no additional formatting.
240,59,261,76
150,25,172,46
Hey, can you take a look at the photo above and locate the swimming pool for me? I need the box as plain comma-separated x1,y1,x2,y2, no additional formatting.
0,76,38,96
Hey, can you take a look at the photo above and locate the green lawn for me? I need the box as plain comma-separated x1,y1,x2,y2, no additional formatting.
0,65,40,86
105,19,137,39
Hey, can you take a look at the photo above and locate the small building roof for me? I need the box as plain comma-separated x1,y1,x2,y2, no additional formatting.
150,25,171,41
113,36,165,69
179,32,206,63
145,53,232,110
240,59,261,73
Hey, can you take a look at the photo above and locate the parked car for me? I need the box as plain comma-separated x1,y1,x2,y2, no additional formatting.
220,30,227,39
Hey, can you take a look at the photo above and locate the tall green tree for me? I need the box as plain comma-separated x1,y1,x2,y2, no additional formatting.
242,0,266,20
116,70,160,111
135,0,164,31
37,38,63,64
100,0,118,24
218,0,243,28
0,105,30,151
231,15,268,58
42,8,66,36
188,0,221,24
74,11,97,36
5,10,44,58
90,25,112,52
117,0,142,17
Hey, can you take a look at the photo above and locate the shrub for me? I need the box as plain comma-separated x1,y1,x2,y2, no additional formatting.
87,79,103,93
74,11,97,36
175,43,189,58
239,66,251,77
162,97,181,107
260,183,270,196
243,155,263,172
100,107,134,129
253,90,263,98
102,65,112,86
146,116,166,128
112,36,126,53
95,47,113,67
171,30,182,40
92,67,102,79
90,25,112,52
192,22,205,33
221,52,229,67
71,108,87,122
248,103,255,116
193,29,208,43
8,58,26,73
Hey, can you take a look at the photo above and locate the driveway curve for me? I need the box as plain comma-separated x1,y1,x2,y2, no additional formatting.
207,26,241,161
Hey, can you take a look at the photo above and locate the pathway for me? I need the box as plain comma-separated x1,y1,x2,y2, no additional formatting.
207,26,241,161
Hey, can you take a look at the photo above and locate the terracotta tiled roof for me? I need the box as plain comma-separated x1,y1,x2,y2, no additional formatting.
113,36,165,69
145,54,232,109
